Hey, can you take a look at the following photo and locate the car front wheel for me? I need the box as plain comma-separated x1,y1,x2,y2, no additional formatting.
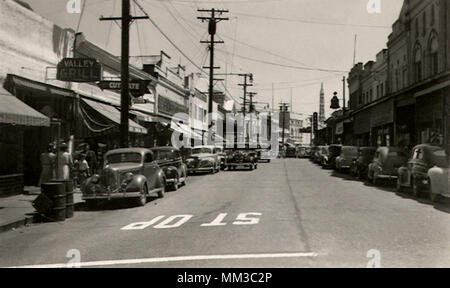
136,184,148,207
158,181,166,198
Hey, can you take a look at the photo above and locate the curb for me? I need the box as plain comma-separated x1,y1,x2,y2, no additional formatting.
0,215,35,234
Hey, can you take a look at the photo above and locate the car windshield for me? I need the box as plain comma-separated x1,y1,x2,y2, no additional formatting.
343,147,358,156
329,146,342,156
193,148,212,154
432,150,449,168
106,153,141,164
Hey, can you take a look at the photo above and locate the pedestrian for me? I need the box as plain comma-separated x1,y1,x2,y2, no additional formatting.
77,153,90,184
84,143,97,175
38,143,56,187
56,143,73,181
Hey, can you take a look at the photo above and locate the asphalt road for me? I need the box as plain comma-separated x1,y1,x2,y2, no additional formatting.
1,158,450,268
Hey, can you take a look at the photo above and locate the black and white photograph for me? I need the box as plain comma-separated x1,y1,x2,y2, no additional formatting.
0,0,449,271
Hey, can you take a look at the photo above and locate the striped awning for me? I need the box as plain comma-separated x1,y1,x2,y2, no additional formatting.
0,86,50,127
81,97,147,134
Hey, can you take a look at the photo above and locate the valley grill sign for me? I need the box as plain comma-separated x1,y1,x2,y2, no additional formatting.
56,58,102,82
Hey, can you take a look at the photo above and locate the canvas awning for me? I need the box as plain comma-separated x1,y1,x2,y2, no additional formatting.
80,97,147,134
0,86,50,127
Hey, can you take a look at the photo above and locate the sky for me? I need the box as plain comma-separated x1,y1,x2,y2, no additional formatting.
25,0,404,120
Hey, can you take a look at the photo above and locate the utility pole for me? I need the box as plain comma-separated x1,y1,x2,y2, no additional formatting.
247,92,257,113
100,0,148,148
198,8,229,144
343,76,346,111
238,74,253,117
279,103,289,145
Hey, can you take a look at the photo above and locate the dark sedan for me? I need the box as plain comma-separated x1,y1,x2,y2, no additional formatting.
150,147,188,191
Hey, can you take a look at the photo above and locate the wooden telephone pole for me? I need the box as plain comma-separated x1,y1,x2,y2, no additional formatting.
198,8,229,144
100,0,148,148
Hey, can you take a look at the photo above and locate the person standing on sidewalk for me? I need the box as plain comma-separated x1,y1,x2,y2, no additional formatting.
38,144,56,187
84,144,97,176
56,143,73,181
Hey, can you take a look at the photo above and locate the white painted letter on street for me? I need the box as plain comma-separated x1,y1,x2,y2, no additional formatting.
233,213,262,225
121,216,166,231
201,213,228,227
153,215,194,229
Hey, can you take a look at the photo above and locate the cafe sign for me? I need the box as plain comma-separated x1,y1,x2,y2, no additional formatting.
56,58,102,82
97,80,150,96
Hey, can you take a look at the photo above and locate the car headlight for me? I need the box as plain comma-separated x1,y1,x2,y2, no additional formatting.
121,172,134,187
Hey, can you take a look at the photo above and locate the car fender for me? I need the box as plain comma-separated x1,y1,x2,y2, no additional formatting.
163,166,179,180
155,169,166,188
125,174,148,192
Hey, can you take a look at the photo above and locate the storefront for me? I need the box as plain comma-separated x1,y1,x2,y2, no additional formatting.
414,80,450,146
370,99,394,147
395,94,415,148
353,109,371,147
0,84,50,195
3,74,76,185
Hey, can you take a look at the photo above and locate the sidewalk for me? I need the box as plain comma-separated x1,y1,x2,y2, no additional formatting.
0,186,82,233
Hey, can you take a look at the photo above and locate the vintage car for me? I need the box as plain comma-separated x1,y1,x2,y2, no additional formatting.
214,146,228,170
285,146,297,158
310,146,321,163
150,147,187,191
321,145,342,169
349,147,377,179
185,146,220,174
397,145,448,198
256,147,272,163
81,148,166,208
367,147,408,186
225,148,258,170
335,146,359,172
428,155,450,202
296,146,311,158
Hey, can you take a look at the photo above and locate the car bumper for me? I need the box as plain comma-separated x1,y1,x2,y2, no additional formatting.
376,174,398,180
188,167,213,173
82,192,141,200
227,162,254,167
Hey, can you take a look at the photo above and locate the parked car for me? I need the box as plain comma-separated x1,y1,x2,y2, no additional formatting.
214,146,227,170
367,147,408,185
335,146,359,172
296,146,311,158
350,147,377,179
428,154,450,202
256,147,272,163
285,146,297,158
321,145,342,169
310,146,321,163
317,146,328,165
225,148,258,170
185,146,220,174
81,148,166,208
150,147,187,191
397,145,448,199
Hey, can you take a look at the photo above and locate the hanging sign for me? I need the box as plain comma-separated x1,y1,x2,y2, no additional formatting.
98,80,150,96
56,58,102,82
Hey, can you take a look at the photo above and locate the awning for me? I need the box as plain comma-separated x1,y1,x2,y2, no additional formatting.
0,86,50,127
130,110,157,122
80,97,147,134
4,74,75,98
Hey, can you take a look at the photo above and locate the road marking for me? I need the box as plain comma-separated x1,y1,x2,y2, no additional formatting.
7,252,319,268
201,213,228,227
121,213,263,230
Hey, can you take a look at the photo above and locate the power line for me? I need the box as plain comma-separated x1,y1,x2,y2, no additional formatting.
133,0,207,75
217,49,349,73
233,12,392,29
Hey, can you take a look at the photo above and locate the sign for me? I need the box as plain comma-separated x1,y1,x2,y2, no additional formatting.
56,58,102,82
336,121,344,135
98,80,150,96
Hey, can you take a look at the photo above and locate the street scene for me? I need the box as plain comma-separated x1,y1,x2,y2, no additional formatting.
0,0,449,269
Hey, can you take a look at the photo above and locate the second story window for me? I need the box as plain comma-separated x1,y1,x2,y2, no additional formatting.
430,36,439,76
414,47,422,82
